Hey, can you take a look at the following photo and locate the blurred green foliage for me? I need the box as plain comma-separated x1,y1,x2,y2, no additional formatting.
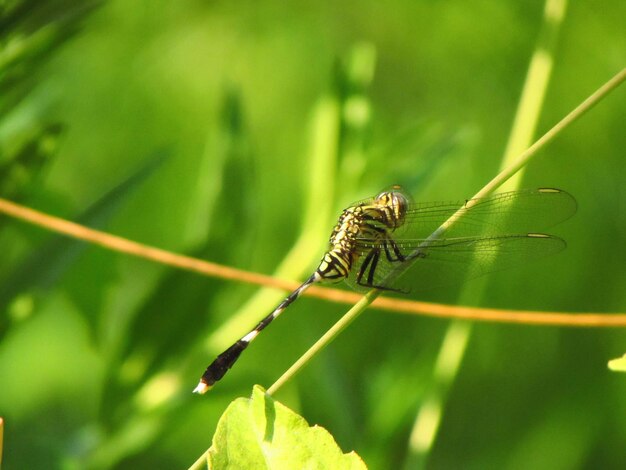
0,0,625,469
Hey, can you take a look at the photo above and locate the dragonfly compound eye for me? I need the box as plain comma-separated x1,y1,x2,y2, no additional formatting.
376,188,410,228
391,191,409,225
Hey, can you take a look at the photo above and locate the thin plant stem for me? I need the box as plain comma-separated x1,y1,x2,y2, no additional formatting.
188,449,209,470
267,290,378,395
469,66,625,201
407,1,569,466
267,66,626,396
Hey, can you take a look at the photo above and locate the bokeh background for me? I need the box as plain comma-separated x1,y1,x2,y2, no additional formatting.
1,0,625,468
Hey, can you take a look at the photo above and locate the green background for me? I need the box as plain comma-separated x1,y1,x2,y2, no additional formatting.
1,0,625,468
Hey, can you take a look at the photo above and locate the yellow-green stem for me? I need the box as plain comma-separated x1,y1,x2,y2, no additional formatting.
267,65,626,396
406,1,570,466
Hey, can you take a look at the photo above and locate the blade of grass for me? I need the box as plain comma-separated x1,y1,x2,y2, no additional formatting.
337,41,377,196
406,1,568,466
201,42,377,355
200,94,340,353
266,63,626,396
83,72,344,468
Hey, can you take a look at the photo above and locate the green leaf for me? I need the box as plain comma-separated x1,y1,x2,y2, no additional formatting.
208,386,367,470
608,354,626,373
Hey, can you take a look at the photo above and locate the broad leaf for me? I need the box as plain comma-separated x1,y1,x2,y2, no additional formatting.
208,386,366,470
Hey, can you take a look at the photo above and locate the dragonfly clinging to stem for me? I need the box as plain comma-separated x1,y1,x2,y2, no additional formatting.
193,185,576,393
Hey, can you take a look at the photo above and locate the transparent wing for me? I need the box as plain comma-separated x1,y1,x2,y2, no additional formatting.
394,188,577,240
345,233,566,293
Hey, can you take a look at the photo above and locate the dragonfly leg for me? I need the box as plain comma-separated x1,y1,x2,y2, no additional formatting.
366,248,380,286
383,235,407,263
356,248,377,287
356,247,405,292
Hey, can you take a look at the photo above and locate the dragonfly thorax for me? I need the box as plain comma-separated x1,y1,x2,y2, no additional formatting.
311,206,367,283
317,187,410,283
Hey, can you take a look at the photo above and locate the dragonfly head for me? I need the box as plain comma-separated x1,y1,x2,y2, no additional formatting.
375,185,410,228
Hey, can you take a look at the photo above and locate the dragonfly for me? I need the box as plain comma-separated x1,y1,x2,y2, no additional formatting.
193,185,576,393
